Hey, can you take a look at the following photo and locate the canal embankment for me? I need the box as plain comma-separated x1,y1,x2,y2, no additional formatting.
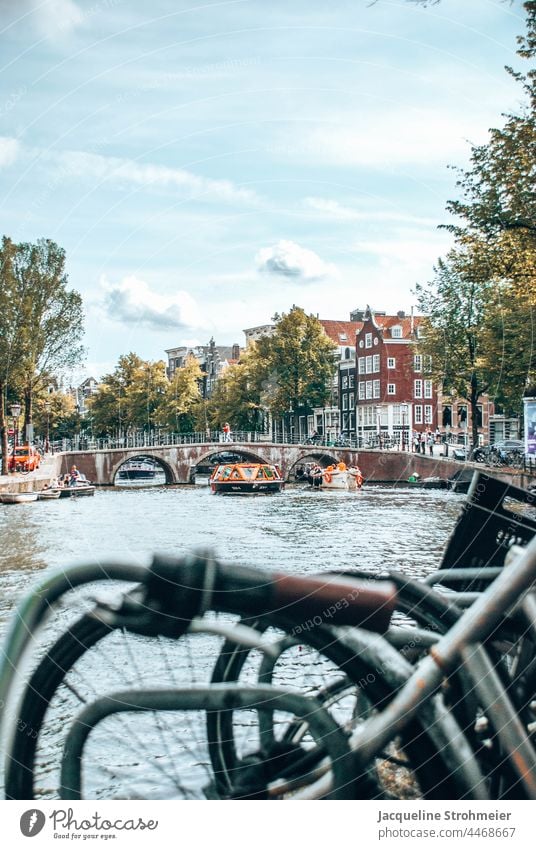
0,454,62,494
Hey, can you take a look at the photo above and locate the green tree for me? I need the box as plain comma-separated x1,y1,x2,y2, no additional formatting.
415,246,497,450
0,237,24,473
88,353,169,436
33,390,81,443
12,238,84,440
255,307,337,433
204,347,265,432
159,355,203,432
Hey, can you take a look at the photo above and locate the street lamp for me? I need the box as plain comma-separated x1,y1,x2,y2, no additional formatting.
401,403,408,451
10,402,21,473
44,401,51,455
375,405,382,447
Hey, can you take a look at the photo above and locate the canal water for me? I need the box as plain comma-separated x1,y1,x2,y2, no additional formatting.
0,483,464,799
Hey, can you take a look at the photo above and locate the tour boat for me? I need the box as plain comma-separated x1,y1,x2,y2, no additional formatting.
58,481,95,498
118,460,156,480
306,463,363,491
0,492,39,504
210,462,284,494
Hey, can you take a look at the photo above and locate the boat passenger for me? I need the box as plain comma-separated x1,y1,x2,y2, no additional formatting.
68,465,81,486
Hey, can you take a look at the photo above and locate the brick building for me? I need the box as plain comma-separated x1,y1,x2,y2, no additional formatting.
354,306,438,446
165,338,241,398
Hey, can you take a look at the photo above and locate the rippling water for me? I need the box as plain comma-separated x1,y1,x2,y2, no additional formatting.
0,482,465,799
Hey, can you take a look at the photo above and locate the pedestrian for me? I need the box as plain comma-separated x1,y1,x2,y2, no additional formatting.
420,432,426,454
427,431,435,456
413,432,420,453
222,422,231,443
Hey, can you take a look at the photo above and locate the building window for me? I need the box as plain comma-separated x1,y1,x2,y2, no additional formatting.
349,393,354,409
424,405,433,424
372,354,380,372
373,379,380,399
358,357,365,374
424,355,432,373
365,332,372,348
413,355,422,372
344,347,350,359
366,381,373,399
342,395,348,410
414,379,423,399
391,325,402,338
387,357,396,369
358,382,365,400
414,405,423,424
387,383,396,395
424,380,433,399
349,374,355,388
365,355,372,373
342,375,348,390
339,333,347,341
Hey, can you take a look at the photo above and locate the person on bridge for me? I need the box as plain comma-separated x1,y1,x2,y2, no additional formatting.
222,423,232,442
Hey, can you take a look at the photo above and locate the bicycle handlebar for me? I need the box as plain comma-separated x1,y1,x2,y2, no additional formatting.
111,552,396,637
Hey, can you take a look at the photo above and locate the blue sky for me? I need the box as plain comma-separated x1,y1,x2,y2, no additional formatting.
0,0,527,380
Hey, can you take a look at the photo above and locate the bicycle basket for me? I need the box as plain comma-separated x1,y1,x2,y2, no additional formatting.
437,471,536,591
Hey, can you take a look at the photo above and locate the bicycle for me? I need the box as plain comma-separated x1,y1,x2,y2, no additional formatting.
1,474,535,800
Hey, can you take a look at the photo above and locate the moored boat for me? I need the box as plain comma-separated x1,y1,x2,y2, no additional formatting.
0,492,39,504
38,489,62,500
210,463,284,494
58,481,95,498
306,462,363,491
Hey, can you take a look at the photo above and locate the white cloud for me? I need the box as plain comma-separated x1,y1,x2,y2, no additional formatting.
102,276,202,331
0,137,20,167
256,240,337,282
276,109,489,169
303,197,438,228
58,150,260,205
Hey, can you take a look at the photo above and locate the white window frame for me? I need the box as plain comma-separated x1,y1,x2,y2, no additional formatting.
373,379,380,399
365,332,372,348
424,380,433,399
358,357,365,375
413,355,422,372
372,354,380,373
391,325,402,338
358,382,365,400
387,383,396,395
387,357,396,369
414,405,423,424
365,381,373,399
365,355,372,374
349,392,354,408
414,379,423,399
342,395,348,410
342,375,348,390
424,405,433,424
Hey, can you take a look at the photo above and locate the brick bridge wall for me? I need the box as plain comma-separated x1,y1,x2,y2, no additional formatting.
58,443,473,487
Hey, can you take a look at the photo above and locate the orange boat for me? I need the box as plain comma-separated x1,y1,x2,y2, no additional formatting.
210,463,284,495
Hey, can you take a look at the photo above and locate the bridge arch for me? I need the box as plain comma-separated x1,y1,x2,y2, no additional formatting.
193,447,269,470
287,450,342,480
110,453,176,485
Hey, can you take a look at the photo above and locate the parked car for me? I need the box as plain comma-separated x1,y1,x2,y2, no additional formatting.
8,445,41,473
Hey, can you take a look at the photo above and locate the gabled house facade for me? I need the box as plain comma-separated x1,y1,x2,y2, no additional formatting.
355,307,438,446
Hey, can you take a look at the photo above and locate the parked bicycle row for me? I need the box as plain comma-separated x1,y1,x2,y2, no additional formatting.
0,471,535,800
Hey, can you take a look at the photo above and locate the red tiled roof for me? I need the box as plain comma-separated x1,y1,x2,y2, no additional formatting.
367,313,424,339
319,319,363,345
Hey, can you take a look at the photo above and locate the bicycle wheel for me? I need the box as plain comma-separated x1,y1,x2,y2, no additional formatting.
207,613,470,800
4,607,360,800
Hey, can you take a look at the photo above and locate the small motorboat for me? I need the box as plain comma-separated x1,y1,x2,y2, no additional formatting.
0,492,39,504
210,463,284,494
58,481,96,498
38,489,62,500
306,462,363,491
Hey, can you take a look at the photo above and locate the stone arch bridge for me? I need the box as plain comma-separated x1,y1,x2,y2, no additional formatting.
59,442,364,486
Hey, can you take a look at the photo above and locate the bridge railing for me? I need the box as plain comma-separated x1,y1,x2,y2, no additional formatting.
51,431,423,453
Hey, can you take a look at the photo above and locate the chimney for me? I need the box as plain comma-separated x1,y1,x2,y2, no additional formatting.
231,343,240,360
397,310,406,319
410,306,414,335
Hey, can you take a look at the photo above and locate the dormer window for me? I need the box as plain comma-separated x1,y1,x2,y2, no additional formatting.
391,325,402,339
339,333,347,341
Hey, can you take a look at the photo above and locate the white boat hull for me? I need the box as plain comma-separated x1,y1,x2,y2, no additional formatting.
0,492,39,504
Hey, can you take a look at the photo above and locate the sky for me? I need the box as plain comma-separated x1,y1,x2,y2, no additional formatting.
0,0,528,381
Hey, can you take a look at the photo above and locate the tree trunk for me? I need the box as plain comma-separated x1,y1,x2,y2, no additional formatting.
24,383,33,443
0,382,9,476
469,372,480,453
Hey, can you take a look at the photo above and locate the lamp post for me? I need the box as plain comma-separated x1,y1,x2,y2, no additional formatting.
401,403,408,451
10,402,21,473
44,401,51,455
375,405,382,448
